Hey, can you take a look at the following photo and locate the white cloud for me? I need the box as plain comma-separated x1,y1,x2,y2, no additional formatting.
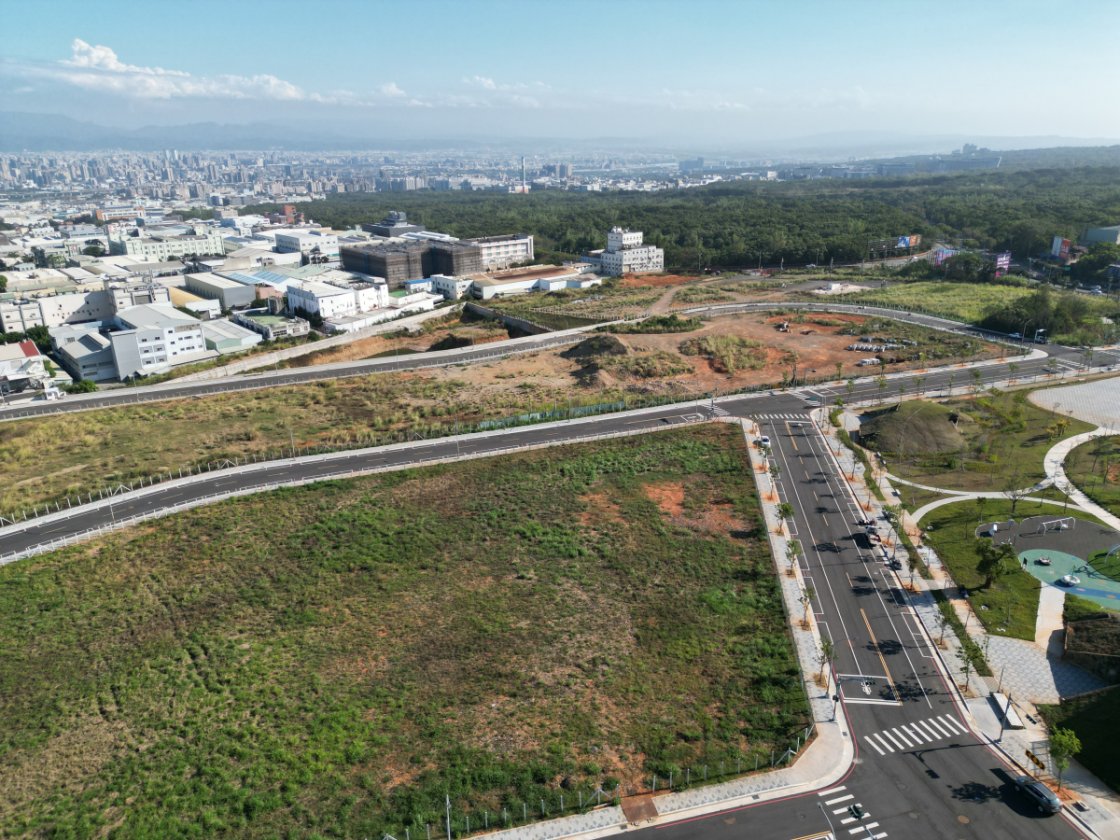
379,82,407,98
463,74,497,90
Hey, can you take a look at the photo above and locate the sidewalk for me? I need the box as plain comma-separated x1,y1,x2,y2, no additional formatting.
822,408,1120,839
474,419,856,840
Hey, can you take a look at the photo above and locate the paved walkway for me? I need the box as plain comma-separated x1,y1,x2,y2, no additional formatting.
910,492,1081,525
1043,430,1120,533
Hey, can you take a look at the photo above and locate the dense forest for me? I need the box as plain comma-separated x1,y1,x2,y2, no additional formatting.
248,167,1120,271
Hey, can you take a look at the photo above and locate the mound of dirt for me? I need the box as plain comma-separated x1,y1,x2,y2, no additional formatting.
561,334,628,361
860,400,967,456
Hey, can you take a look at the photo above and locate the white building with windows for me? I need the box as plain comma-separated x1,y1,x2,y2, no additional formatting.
110,304,210,380
274,230,340,262
464,234,535,270
108,232,226,261
595,227,664,276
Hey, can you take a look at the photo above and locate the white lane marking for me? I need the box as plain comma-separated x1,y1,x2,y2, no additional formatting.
915,720,941,740
863,736,886,757
901,723,930,743
939,715,966,734
818,785,848,797
880,729,905,750
871,733,895,754
925,718,951,738
826,794,855,805
890,727,914,748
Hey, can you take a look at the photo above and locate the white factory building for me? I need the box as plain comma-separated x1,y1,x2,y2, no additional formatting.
464,234,535,271
593,227,664,276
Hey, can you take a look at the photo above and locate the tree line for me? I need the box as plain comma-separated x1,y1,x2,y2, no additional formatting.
246,166,1120,271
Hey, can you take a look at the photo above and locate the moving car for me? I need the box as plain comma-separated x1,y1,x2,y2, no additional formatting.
1035,556,1052,566
1059,574,1081,587
1014,776,1061,814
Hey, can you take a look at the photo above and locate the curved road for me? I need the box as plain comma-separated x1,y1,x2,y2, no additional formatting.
5,302,1112,422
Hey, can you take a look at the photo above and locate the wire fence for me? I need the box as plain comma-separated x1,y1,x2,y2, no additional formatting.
378,724,816,840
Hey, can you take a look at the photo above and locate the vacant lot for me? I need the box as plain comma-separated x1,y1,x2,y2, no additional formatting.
0,312,996,517
835,281,1037,324
0,425,809,837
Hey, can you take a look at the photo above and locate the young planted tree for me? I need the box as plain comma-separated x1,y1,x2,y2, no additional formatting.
799,586,815,628
816,637,835,681
936,605,951,646
1049,727,1082,791
957,643,981,691
785,539,802,577
776,502,794,534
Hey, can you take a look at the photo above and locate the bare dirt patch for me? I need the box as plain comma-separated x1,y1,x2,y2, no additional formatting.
619,273,701,289
579,491,624,527
644,481,685,517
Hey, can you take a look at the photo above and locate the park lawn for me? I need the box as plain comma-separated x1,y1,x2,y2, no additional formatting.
921,499,1070,639
1065,435,1120,521
865,390,1095,494
0,424,810,838
1038,686,1120,794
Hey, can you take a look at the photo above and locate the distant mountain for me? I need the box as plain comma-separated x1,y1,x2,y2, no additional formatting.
0,112,386,151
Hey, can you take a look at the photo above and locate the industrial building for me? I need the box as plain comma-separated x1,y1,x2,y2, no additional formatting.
1083,225,1120,246
274,229,340,262
361,210,425,237
110,304,210,380
200,319,263,354
587,227,664,276
184,273,257,310
339,240,483,285
467,264,601,300
107,232,225,260
465,233,535,270
232,310,311,341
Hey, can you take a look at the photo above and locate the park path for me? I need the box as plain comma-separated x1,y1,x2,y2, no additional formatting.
1042,430,1120,532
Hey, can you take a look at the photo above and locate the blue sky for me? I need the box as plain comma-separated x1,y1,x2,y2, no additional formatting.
2,0,1118,146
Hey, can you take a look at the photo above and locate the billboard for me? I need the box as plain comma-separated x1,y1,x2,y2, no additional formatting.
932,247,958,266
1050,236,1071,259
869,234,923,255
995,251,1012,276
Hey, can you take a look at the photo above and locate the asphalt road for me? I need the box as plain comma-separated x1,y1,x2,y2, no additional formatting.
0,339,1103,836
639,419,1084,839
6,301,1111,422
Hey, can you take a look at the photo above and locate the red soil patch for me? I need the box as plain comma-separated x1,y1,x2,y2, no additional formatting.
579,491,624,527
1106,463,1120,486
619,273,701,289
643,482,685,516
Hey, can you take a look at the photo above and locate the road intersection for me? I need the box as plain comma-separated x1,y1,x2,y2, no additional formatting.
0,307,1113,838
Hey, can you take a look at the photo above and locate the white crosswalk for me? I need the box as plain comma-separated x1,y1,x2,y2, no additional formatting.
861,713,967,756
751,413,810,421
816,786,888,839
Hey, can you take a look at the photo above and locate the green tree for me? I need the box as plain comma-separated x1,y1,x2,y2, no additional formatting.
0,273,7,292
776,502,794,532
1049,727,1082,791
65,379,97,394
817,637,834,680
785,539,802,576
976,540,1017,588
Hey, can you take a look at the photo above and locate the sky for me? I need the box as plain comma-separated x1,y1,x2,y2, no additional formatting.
2,0,1119,149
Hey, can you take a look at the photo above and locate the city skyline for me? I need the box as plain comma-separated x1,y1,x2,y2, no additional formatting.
3,0,1119,149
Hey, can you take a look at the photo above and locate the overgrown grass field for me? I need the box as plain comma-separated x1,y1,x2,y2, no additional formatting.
842,282,1037,324
0,425,809,837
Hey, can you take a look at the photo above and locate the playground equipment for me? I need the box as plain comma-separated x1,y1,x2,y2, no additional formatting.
1037,517,1076,534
